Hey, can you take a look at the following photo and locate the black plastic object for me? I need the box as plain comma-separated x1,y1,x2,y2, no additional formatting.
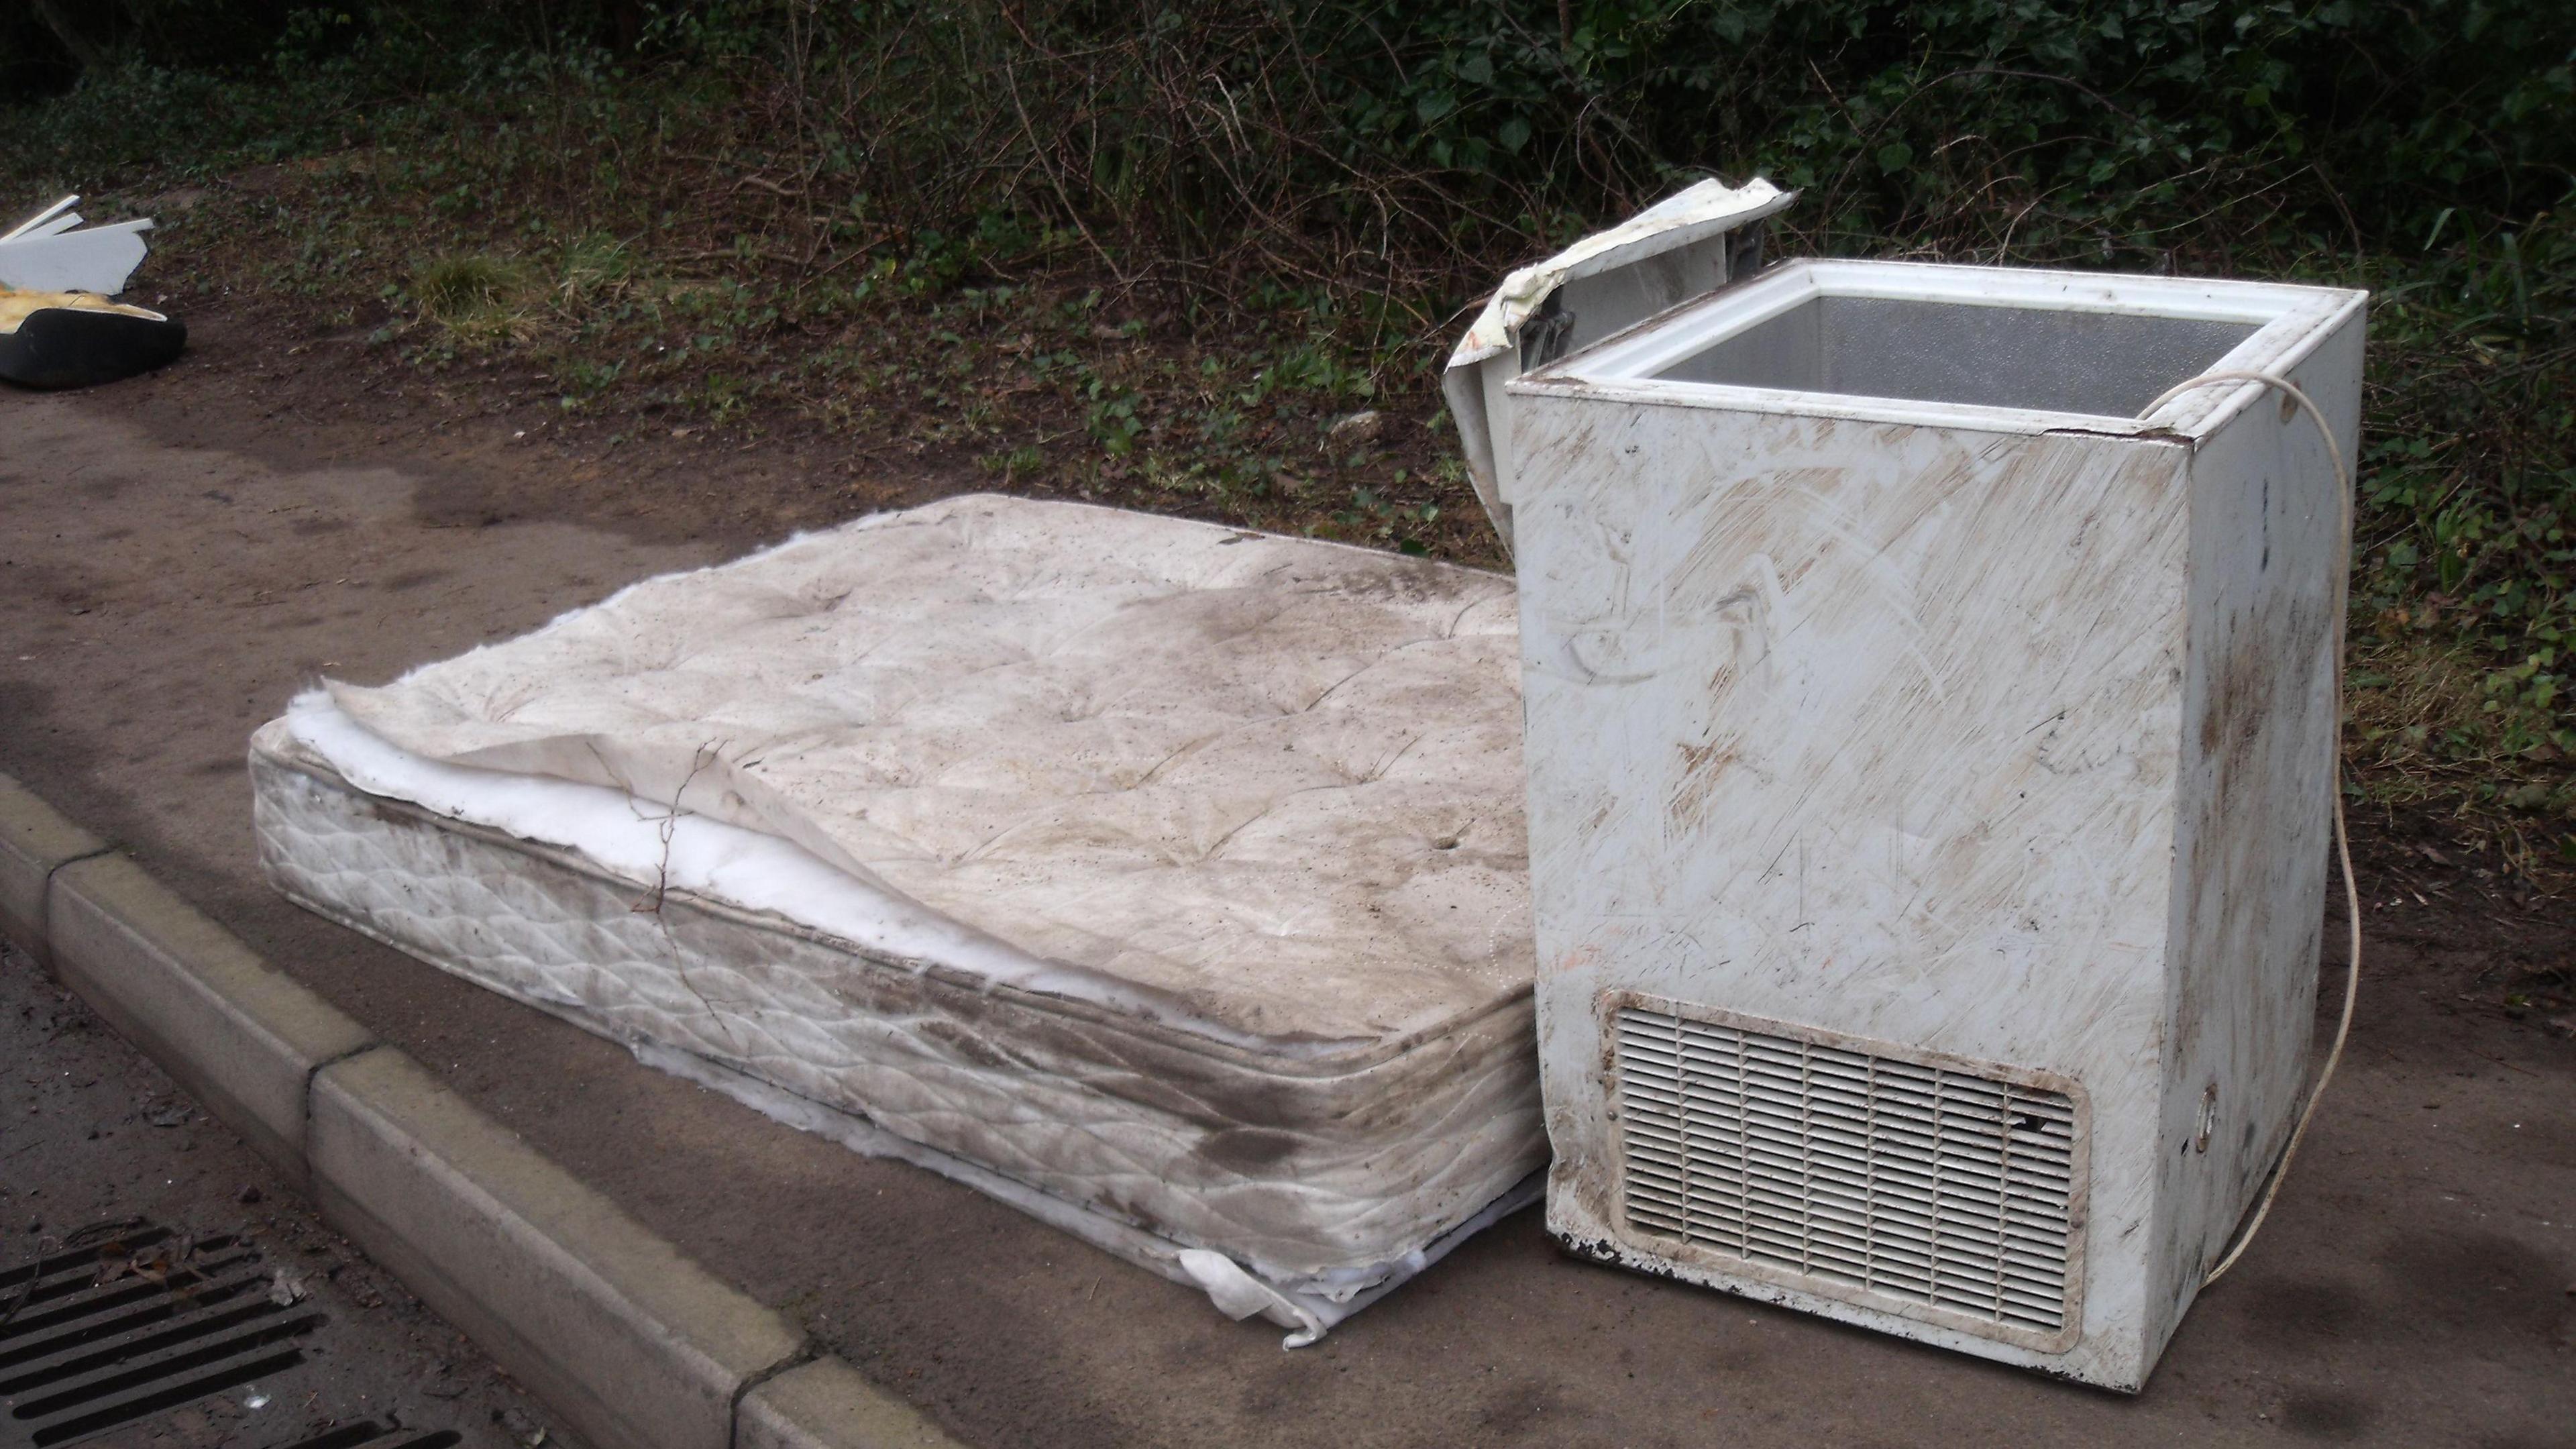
0,307,185,390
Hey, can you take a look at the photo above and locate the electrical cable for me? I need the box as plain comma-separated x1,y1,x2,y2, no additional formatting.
2139,369,2363,1288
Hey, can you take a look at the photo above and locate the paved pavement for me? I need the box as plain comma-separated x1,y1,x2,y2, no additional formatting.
3,336,2571,1447
1,941,564,1449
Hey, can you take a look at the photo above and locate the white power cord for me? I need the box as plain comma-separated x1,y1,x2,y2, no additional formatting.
2140,369,2364,1288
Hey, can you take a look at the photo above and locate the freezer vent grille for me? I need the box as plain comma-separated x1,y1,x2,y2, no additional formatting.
1613,1007,2077,1336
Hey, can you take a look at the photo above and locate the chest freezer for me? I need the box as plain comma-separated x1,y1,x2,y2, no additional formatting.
1448,186,2364,1391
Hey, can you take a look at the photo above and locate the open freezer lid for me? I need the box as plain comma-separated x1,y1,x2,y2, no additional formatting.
1443,176,1794,553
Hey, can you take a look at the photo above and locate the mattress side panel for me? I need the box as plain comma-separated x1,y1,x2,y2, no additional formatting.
252,749,1544,1279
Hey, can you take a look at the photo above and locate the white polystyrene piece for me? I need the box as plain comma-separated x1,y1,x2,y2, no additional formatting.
1509,259,2366,1391
1,195,77,242
14,211,83,241
0,217,152,293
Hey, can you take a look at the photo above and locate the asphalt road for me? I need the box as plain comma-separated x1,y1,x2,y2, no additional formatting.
1,941,564,1449
3,325,2572,1448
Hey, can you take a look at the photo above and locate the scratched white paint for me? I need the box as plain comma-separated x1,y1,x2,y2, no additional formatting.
1503,260,2366,1391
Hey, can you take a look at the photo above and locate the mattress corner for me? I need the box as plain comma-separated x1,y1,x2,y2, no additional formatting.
248,713,299,763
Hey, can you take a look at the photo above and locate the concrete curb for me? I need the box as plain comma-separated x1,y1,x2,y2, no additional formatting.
50,853,374,1186
0,771,969,1449
0,772,109,965
311,1046,806,1449
740,1358,961,1449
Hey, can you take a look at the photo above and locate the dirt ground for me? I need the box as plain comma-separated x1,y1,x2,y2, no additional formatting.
3,303,2572,1448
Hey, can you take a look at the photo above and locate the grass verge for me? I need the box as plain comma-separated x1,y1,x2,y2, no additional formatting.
5,7,2572,873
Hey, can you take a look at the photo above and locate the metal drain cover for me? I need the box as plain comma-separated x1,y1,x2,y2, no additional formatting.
0,1222,453,1449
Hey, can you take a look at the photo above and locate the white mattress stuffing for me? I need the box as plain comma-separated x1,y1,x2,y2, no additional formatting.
252,494,1544,1342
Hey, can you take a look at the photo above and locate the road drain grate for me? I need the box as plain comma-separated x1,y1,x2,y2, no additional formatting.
1,1221,324,1448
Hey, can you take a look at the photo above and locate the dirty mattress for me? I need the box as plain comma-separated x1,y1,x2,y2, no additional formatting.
249,494,1541,1342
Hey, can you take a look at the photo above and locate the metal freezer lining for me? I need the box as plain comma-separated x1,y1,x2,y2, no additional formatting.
1650,293,2257,419
1605,993,2088,1352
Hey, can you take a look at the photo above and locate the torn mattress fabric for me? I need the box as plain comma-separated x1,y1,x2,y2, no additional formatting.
250,493,1542,1343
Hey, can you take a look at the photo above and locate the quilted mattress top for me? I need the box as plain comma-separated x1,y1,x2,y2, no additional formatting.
314,494,1533,1046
